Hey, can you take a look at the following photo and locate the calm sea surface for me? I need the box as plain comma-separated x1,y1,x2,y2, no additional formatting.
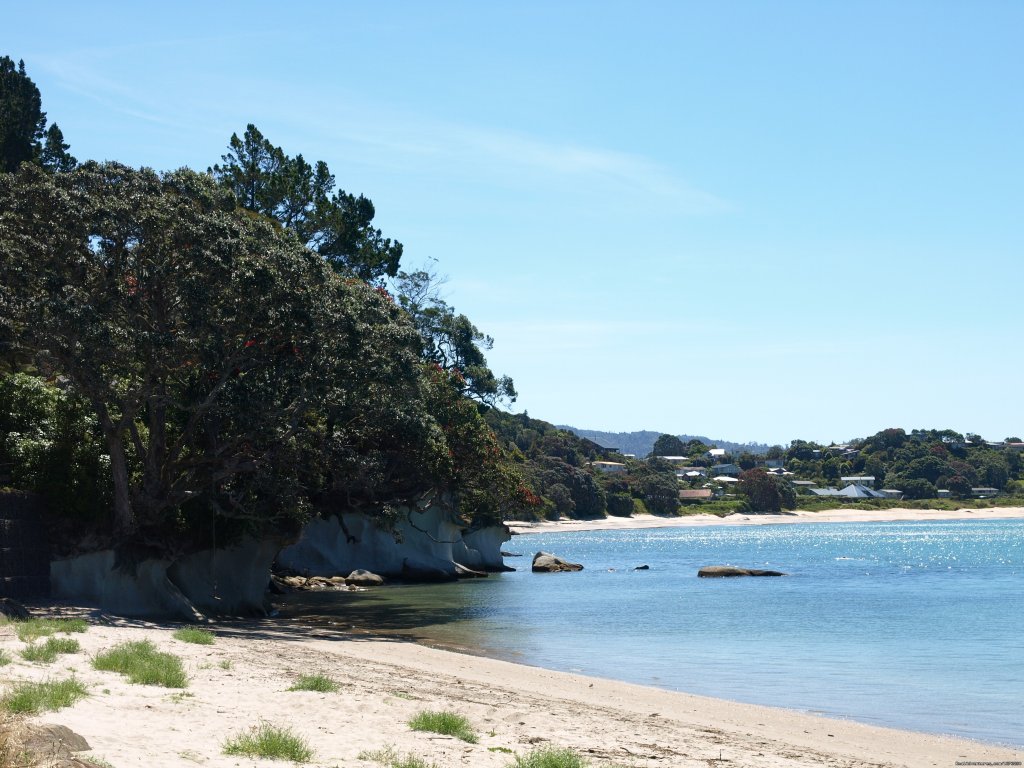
279,519,1024,747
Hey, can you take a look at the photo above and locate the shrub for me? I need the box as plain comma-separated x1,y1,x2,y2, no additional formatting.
222,722,313,762
172,627,215,645
1,678,88,714
287,674,340,693
92,640,188,688
509,746,590,768
20,636,79,663
0,651,10,667
407,710,477,743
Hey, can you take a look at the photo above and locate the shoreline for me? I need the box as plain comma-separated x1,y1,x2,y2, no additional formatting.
508,505,1024,534
2,611,1021,767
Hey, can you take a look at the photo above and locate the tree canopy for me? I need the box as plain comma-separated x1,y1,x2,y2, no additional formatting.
0,56,75,173
209,124,401,282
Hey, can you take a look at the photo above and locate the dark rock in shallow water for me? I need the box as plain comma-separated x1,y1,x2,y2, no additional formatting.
532,551,584,573
698,566,787,578
634,564,650,571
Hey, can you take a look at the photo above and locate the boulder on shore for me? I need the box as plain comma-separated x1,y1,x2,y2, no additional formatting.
532,552,584,573
698,566,787,578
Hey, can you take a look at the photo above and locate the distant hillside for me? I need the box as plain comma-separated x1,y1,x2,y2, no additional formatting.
559,427,772,458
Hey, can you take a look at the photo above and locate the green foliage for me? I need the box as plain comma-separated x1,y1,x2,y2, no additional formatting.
172,627,215,645
287,674,340,693
358,746,438,768
0,650,10,666
1,678,88,714
0,374,112,523
222,722,313,762
92,640,188,688
394,265,515,407
0,162,440,544
210,123,401,282
0,56,74,173
739,469,796,513
14,617,88,642
407,710,477,743
508,746,590,768
649,433,686,457
19,636,79,663
605,491,634,517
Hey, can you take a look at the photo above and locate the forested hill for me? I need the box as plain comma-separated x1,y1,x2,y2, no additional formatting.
560,427,772,458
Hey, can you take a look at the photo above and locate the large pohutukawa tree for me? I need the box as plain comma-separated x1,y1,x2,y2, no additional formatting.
0,161,423,545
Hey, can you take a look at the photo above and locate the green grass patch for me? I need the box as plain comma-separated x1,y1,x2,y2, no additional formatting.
407,710,477,743
20,636,80,663
14,617,88,642
92,640,188,688
222,722,313,762
509,746,590,768
1,678,88,714
358,746,438,768
0,650,10,667
172,627,215,645
287,674,339,693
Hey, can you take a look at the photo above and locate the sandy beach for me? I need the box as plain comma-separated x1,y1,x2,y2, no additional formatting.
508,506,1024,535
2,610,1021,768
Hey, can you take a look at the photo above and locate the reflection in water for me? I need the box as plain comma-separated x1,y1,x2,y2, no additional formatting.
275,579,517,657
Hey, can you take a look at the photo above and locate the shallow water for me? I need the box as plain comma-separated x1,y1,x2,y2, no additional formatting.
279,518,1024,746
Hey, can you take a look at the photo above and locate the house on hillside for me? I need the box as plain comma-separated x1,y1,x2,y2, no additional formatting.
707,448,728,460
711,463,741,477
972,487,1000,498
654,455,689,465
591,461,627,474
811,484,886,499
841,476,875,488
677,467,708,479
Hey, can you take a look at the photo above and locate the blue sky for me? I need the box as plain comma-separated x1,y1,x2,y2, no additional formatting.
5,1,1022,445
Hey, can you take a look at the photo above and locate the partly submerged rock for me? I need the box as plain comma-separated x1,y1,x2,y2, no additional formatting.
345,569,385,587
698,566,787,578
633,564,650,571
531,551,584,573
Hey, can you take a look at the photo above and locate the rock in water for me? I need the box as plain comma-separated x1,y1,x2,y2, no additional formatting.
531,552,584,573
698,566,787,577
634,564,650,571
344,569,385,586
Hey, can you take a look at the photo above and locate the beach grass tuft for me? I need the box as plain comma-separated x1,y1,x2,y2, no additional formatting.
408,710,477,743
287,674,340,693
172,627,215,645
1,678,88,714
222,722,313,762
358,745,439,768
92,640,188,688
0,650,10,667
14,617,88,642
20,636,80,663
509,746,590,768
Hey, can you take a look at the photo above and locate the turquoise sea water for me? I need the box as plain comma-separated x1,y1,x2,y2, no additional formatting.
280,519,1024,747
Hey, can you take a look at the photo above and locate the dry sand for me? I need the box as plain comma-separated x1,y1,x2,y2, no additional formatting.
2,611,1021,768
508,506,1024,535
